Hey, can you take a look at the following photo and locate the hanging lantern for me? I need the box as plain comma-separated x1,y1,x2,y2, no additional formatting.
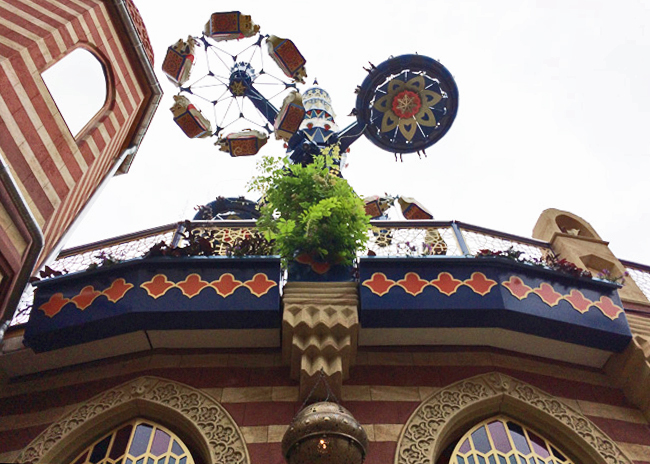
170,95,212,139
282,402,368,464
274,91,305,142
267,35,307,83
216,129,268,157
161,36,195,86
204,11,259,41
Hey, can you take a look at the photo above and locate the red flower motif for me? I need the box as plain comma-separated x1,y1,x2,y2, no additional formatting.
564,289,592,314
430,272,463,296
362,273,396,297
397,272,429,296
502,276,533,300
244,273,278,297
592,296,624,320
211,273,243,297
71,285,102,310
103,278,134,303
464,273,497,296
533,283,563,307
141,274,176,299
392,90,422,118
176,274,209,298
38,293,70,318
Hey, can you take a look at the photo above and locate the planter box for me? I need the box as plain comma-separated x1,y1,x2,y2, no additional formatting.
359,257,631,354
25,256,281,352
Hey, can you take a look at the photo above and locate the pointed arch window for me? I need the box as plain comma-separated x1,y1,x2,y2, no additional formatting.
450,417,574,464
69,420,195,464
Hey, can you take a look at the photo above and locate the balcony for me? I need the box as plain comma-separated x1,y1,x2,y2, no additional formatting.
2,219,648,377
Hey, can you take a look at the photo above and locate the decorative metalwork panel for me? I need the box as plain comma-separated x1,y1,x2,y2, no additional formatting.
623,261,650,302
9,220,646,328
180,223,257,256
461,228,550,261
10,225,178,326
69,419,194,464
366,225,461,257
451,416,574,464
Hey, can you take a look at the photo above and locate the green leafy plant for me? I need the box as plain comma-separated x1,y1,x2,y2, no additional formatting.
248,145,370,268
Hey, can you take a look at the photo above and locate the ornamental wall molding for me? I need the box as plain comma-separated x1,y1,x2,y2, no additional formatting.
15,376,250,464
395,372,633,464
282,281,359,401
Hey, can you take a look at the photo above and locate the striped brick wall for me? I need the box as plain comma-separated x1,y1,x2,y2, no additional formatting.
0,0,154,319
0,348,648,464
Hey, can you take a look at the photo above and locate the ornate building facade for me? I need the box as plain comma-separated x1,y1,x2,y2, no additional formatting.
0,4,649,464
0,208,649,464
0,0,161,323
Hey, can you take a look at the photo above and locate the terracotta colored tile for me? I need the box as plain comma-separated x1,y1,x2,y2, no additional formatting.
365,441,397,464
228,353,280,367
249,367,294,387
221,402,245,425
0,423,48,453
198,367,251,388
587,416,650,445
366,352,414,365
247,442,284,464
243,402,295,426
348,365,439,386
437,366,495,386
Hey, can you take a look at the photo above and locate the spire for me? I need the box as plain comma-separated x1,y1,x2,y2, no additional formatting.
300,80,338,144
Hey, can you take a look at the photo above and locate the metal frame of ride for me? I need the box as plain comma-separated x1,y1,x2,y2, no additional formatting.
161,10,459,162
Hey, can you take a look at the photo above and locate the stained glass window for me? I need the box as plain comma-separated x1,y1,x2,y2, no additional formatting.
68,420,195,464
451,417,574,464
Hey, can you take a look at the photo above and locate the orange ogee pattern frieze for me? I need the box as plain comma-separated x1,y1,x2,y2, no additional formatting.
0,0,151,271
36,273,278,317
362,271,625,320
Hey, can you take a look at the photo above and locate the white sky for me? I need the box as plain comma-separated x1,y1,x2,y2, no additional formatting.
65,0,650,265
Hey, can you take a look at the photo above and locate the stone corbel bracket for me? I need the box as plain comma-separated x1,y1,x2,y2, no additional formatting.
606,314,650,421
282,281,359,400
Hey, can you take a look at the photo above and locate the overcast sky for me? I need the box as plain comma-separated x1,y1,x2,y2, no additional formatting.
63,0,650,265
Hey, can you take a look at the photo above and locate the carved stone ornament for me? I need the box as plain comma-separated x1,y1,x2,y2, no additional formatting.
15,376,250,464
395,373,633,464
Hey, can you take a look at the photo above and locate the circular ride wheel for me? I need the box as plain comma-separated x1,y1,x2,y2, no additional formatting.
355,54,459,154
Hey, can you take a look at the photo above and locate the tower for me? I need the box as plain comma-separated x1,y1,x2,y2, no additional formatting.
0,0,162,322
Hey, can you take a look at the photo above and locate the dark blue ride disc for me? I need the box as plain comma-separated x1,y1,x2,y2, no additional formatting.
355,54,459,154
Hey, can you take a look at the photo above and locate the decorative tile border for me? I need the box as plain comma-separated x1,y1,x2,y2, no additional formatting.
362,272,624,320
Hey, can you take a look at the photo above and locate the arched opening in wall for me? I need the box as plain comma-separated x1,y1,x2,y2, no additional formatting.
42,48,108,137
554,215,596,239
436,416,574,464
68,419,196,464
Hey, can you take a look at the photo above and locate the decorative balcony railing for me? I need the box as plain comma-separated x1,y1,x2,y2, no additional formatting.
622,260,650,302
8,220,649,327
